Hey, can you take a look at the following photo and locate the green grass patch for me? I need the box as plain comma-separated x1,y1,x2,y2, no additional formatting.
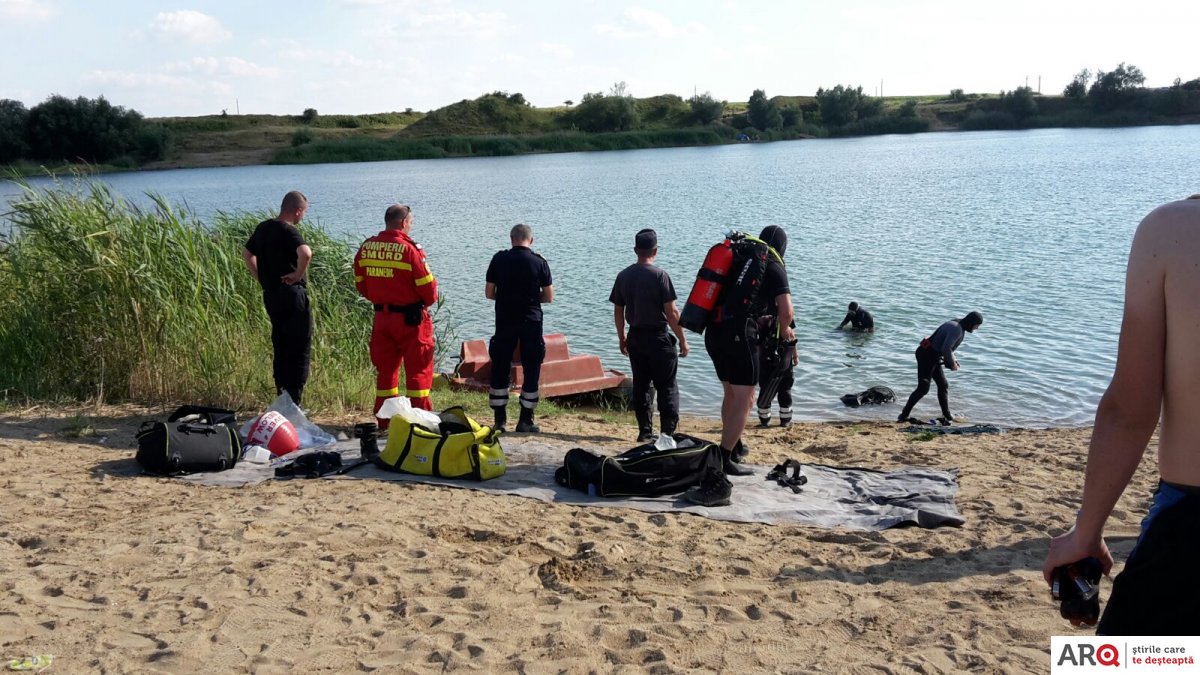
60,414,95,438
906,431,938,443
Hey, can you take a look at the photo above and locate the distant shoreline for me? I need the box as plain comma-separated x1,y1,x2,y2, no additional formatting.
6,117,1199,178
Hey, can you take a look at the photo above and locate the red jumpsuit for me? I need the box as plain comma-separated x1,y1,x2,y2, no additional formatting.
354,229,438,424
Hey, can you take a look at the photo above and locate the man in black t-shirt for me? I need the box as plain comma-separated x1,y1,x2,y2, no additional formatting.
688,225,794,507
610,229,690,443
485,223,554,433
243,191,313,405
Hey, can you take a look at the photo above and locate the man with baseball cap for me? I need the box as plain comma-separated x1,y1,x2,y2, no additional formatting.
610,228,689,442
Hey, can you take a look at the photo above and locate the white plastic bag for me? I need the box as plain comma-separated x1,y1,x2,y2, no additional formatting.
239,391,337,450
376,396,441,431
654,433,678,450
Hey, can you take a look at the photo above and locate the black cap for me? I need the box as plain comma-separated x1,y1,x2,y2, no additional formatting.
635,228,657,250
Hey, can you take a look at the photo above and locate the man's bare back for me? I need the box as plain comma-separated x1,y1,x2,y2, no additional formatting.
1133,195,1200,486
1044,194,1200,589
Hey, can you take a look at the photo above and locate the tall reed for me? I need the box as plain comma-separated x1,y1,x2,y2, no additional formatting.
0,179,376,412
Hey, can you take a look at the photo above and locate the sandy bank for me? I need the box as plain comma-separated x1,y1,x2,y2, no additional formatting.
0,405,1157,673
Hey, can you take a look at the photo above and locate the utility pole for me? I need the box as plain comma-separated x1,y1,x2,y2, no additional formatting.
1038,75,1042,94
880,79,884,98
236,97,240,115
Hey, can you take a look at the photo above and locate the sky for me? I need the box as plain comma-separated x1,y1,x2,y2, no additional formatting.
1,0,1197,117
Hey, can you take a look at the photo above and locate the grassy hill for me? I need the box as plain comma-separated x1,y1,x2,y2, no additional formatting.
399,92,557,137
86,86,1198,170
145,111,423,169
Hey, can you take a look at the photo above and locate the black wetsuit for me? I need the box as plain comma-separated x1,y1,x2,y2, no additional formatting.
899,319,965,421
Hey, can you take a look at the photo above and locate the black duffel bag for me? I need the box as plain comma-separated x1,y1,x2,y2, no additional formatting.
135,405,241,475
555,433,720,497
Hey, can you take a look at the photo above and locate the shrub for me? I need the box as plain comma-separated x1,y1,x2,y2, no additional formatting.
687,92,725,125
748,89,781,131
960,110,1017,131
25,95,148,163
301,108,319,123
568,92,640,132
291,128,315,147
135,124,174,161
0,99,30,163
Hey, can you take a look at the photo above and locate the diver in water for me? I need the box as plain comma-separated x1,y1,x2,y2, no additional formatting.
838,301,875,332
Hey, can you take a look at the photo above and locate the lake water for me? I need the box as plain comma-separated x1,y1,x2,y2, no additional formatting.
5,126,1199,427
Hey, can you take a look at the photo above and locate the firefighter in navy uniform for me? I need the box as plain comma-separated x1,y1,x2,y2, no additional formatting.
610,228,689,443
485,223,554,433
354,204,438,428
243,190,313,405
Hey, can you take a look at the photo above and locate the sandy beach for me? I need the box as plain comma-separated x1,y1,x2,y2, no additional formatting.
0,405,1160,674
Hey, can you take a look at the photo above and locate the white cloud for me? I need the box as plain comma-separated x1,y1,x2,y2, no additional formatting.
149,10,232,44
540,42,574,59
410,9,507,40
164,56,282,79
368,9,510,42
596,7,706,40
82,69,235,98
276,45,407,73
0,0,55,20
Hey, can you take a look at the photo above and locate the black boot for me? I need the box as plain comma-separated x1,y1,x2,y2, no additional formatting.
635,409,654,443
684,468,732,507
722,441,754,476
515,407,540,433
492,405,507,432
660,416,678,438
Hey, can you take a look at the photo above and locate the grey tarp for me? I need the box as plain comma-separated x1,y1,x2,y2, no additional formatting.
176,438,963,531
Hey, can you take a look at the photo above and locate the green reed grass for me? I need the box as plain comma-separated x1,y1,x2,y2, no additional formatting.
0,181,360,413
0,179,584,420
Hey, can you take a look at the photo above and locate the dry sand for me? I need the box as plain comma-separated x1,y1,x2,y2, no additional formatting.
0,405,1161,674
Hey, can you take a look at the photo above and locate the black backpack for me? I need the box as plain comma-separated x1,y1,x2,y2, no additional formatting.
718,235,773,322
135,405,241,475
555,434,720,497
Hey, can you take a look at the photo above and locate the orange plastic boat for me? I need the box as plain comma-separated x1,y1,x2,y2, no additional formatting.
447,333,626,397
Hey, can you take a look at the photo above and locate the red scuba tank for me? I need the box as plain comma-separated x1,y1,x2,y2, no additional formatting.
679,237,734,333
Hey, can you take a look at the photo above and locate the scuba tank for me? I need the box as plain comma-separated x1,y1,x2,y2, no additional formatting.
679,235,735,333
681,231,785,333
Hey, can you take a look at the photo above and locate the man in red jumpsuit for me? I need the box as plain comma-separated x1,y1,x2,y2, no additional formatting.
354,204,438,428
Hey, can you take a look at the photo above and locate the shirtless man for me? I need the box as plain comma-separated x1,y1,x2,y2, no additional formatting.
1043,194,1200,635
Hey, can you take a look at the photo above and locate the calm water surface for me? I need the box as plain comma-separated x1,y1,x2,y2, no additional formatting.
5,126,1199,426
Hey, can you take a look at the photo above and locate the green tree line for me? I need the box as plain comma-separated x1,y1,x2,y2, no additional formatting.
0,95,173,167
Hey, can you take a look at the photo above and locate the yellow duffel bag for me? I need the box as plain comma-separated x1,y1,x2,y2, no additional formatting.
376,406,506,480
